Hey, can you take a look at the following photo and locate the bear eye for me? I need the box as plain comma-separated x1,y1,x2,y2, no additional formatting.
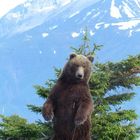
83,64,86,68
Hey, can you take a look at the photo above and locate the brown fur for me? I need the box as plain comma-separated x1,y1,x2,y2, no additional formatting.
42,54,93,140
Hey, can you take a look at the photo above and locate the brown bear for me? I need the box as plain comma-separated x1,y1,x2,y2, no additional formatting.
42,53,94,140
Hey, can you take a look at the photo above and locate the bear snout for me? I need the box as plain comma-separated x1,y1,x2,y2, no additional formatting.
76,66,84,79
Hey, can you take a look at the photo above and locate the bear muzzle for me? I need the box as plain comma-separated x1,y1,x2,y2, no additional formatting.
76,66,84,80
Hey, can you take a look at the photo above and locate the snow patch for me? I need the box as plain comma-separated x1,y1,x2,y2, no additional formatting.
80,28,85,34
110,0,122,18
42,32,49,38
35,5,55,12
92,12,100,18
53,50,56,54
128,30,133,37
86,11,92,16
95,22,104,29
134,0,140,9
24,2,31,8
82,11,92,21
83,9,95,21
39,50,42,54
136,28,140,32
111,20,140,30
12,12,21,18
49,25,58,30
104,24,110,29
122,2,135,18
6,12,21,20
69,11,80,18
24,35,32,41
71,32,80,38
90,30,95,36
61,0,71,6
135,28,140,34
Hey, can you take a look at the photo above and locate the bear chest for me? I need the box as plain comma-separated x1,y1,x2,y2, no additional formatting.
55,86,82,108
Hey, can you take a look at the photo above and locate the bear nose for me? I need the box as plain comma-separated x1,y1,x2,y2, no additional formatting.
77,74,83,78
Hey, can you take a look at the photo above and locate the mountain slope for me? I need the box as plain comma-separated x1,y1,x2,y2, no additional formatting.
0,0,98,38
1,0,140,40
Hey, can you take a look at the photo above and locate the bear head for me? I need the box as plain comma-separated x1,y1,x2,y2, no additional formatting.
59,53,94,84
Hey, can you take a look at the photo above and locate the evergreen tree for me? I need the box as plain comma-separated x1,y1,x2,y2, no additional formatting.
0,114,48,140
28,30,140,140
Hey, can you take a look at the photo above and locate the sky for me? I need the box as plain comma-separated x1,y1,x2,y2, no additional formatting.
0,0,26,17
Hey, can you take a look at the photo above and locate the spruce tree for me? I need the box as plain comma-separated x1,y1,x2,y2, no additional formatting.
0,114,48,140
27,30,140,140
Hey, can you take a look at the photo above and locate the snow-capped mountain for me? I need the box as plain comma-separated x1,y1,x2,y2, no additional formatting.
0,0,77,38
0,0,140,39
0,0,140,123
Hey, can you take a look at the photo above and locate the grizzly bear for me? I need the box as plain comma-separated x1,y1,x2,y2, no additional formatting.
42,53,94,140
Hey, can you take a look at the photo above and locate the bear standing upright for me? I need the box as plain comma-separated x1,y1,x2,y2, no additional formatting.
42,53,94,140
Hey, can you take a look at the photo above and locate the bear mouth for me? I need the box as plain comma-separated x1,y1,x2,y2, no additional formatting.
76,76,83,81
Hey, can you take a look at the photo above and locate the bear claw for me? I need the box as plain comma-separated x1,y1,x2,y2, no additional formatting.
74,118,85,126
42,111,54,121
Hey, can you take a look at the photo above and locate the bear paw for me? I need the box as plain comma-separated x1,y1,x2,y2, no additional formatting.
42,112,54,121
43,112,54,121
42,108,54,121
74,116,87,126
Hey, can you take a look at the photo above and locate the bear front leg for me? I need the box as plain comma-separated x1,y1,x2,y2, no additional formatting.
74,97,93,126
42,98,54,121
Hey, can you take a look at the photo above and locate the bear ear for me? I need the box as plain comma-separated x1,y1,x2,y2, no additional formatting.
87,55,94,62
69,53,77,60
